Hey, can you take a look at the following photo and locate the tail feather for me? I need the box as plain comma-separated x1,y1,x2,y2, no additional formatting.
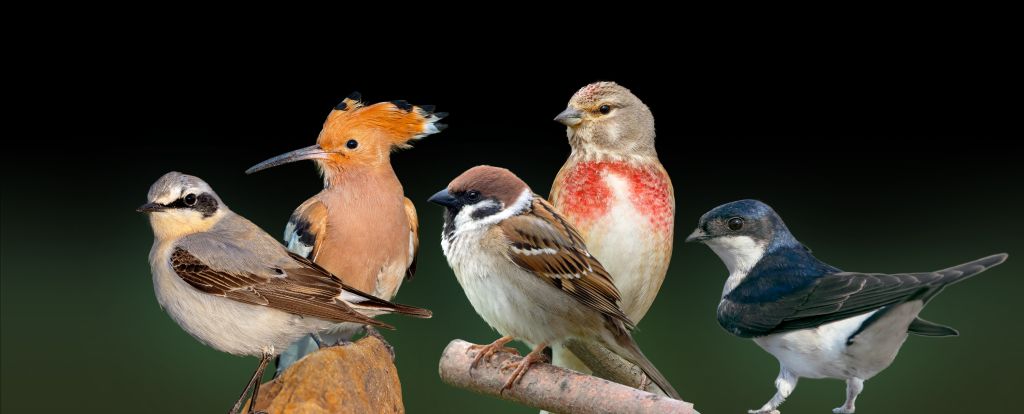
938,253,1008,285
339,285,432,319
908,317,959,337
606,330,682,400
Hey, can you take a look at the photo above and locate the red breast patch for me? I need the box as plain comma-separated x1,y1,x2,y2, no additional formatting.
558,161,673,232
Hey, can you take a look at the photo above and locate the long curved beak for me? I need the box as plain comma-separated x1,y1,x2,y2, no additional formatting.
685,228,710,243
554,107,583,126
246,145,332,174
428,189,459,208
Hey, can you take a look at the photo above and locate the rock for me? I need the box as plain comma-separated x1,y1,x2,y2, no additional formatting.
246,336,404,413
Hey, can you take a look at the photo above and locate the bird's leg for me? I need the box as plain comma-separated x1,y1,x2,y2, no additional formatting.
749,367,798,414
310,333,326,349
832,377,864,414
363,325,395,360
229,353,271,414
501,342,549,392
468,335,518,370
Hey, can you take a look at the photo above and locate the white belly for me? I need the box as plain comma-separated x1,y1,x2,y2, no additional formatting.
442,230,604,347
150,243,327,356
754,303,920,380
575,181,671,322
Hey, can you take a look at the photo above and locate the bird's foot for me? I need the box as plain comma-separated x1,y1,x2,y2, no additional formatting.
468,337,518,370
499,349,548,393
363,326,395,360
832,406,855,414
748,409,780,414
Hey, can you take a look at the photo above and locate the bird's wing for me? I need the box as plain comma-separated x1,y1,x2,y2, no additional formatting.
403,197,419,281
720,254,1007,337
169,246,430,327
283,198,328,260
497,196,635,329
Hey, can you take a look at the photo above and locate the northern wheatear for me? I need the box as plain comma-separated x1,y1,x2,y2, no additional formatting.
140,172,431,414
246,93,445,372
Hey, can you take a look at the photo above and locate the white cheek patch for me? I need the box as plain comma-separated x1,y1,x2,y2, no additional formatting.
707,235,766,275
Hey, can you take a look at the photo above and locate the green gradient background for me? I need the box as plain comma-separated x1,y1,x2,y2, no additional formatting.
4,54,1023,412
3,148,1021,413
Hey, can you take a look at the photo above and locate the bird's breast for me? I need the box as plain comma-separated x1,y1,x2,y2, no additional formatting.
555,161,673,233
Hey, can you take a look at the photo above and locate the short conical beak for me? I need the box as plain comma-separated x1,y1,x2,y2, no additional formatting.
554,107,583,126
136,202,165,213
685,228,709,243
246,145,331,174
428,189,459,208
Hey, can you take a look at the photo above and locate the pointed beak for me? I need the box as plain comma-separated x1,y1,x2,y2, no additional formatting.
554,107,583,126
685,228,710,243
427,189,459,208
246,145,332,174
136,202,165,213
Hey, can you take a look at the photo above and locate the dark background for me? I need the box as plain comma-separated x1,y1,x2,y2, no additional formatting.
3,29,1021,413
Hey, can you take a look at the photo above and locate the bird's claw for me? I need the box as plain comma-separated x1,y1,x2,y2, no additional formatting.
364,326,395,360
499,351,547,393
832,407,855,414
748,409,780,414
468,342,518,370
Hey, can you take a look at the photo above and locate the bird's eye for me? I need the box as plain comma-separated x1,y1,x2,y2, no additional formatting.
727,217,744,231
465,190,481,202
346,139,359,149
599,105,611,115
184,193,197,206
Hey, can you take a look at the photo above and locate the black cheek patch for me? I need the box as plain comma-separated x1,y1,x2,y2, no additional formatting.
470,201,502,220
195,193,218,218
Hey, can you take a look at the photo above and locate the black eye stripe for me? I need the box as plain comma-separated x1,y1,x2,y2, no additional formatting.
163,192,219,218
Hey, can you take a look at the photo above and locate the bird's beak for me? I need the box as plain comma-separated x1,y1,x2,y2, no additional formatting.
246,145,332,174
554,107,583,126
685,228,710,243
428,189,459,208
136,202,165,213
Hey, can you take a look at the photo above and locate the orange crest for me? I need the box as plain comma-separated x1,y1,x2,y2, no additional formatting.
316,94,446,166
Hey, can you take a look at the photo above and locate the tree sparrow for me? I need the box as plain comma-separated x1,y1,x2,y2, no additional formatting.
429,165,681,399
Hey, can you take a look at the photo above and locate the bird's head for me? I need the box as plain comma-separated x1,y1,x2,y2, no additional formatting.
554,81,656,158
686,199,798,274
427,165,532,237
138,172,228,240
246,92,446,182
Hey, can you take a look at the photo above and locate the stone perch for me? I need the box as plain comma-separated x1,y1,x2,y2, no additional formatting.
438,339,699,414
245,336,404,413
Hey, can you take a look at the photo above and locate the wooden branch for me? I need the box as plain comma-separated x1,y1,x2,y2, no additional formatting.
563,338,665,396
439,339,698,414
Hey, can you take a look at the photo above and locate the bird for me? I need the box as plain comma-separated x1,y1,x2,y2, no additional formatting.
139,172,432,414
686,199,1007,414
428,165,681,399
246,92,446,372
549,81,675,376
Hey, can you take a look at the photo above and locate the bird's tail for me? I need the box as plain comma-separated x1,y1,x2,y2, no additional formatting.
339,285,433,319
936,253,1008,286
602,325,682,400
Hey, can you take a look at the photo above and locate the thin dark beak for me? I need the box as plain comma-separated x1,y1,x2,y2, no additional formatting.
685,228,710,243
427,189,459,208
554,107,583,126
137,202,165,213
246,145,332,174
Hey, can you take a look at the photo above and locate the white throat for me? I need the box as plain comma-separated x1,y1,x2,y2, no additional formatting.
706,235,766,297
